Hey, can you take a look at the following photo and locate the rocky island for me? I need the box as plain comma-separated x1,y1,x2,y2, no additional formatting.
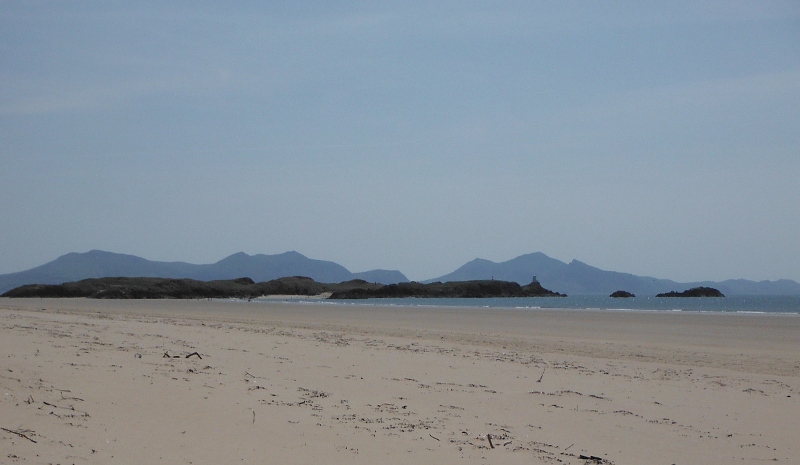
328,279,565,299
656,287,725,297
0,276,376,299
610,290,635,298
1,277,565,300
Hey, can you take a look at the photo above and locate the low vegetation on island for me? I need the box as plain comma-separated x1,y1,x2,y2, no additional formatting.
1,277,565,300
328,279,565,299
0,277,366,299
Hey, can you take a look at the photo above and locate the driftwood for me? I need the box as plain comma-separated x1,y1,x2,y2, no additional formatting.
487,433,495,449
579,454,607,463
537,368,545,383
43,401,67,409
61,391,84,401
186,352,202,359
429,434,440,441
163,350,187,358
1,427,37,443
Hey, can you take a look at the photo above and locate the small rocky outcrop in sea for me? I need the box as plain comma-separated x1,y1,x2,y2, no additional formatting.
610,290,635,298
656,287,724,298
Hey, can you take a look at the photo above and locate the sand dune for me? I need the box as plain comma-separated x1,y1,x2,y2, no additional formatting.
1,298,798,464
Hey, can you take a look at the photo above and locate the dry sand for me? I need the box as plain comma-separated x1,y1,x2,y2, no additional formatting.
1,298,798,464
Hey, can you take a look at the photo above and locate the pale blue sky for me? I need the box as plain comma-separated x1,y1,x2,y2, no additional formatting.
2,1,799,282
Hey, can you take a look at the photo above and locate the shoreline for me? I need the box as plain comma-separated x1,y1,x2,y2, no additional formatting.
254,294,800,314
289,297,800,315
2,298,798,464
4,297,798,376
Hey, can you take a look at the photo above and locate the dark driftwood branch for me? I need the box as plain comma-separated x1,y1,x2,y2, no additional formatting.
537,368,545,383
186,352,202,359
1,427,37,443
61,391,84,401
579,454,607,463
487,433,495,449
429,434,440,441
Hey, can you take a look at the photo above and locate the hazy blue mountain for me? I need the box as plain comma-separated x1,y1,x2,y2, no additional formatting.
711,279,800,295
0,250,195,293
353,269,409,284
428,253,800,296
0,250,408,293
187,251,355,283
430,253,565,285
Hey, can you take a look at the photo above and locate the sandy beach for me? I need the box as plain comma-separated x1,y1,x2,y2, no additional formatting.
1,298,798,464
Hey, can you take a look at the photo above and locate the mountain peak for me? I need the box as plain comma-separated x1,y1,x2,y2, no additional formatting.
279,251,306,258
215,252,252,265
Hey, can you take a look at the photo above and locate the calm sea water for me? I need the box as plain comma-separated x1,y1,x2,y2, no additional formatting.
306,295,800,314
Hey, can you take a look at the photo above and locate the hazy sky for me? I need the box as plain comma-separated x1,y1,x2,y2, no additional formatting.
2,2,799,282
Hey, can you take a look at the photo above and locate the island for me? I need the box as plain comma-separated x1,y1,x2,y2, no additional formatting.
0,276,371,300
610,290,635,298
656,287,725,298
328,279,565,299
1,277,566,300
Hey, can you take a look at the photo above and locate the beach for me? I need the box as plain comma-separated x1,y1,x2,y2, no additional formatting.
1,298,798,464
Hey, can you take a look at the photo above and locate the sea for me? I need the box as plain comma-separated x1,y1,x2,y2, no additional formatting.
271,295,800,314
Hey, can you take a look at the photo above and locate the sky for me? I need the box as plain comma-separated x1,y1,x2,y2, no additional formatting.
2,1,799,283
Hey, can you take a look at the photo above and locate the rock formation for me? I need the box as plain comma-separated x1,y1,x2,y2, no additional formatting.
656,287,724,297
610,290,635,298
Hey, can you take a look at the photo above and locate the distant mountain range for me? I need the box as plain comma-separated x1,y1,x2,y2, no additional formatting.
427,252,800,296
1,250,798,296
0,250,408,294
